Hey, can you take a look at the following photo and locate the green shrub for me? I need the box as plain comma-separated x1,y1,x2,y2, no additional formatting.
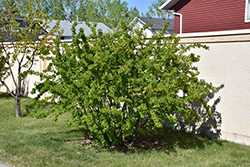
32,22,214,147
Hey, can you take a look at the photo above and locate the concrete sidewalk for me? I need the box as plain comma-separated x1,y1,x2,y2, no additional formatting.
0,162,11,167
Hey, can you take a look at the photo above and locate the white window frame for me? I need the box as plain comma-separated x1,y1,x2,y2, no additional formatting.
245,0,250,22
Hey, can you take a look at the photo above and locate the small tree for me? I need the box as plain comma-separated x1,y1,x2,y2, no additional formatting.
0,1,60,117
32,22,215,147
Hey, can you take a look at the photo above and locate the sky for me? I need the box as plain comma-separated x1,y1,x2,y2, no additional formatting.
122,0,155,14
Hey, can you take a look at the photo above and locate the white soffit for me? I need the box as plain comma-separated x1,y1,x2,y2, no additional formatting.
159,0,180,10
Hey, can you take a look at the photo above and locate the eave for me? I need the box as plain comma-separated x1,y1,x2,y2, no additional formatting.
159,0,180,10
128,17,153,31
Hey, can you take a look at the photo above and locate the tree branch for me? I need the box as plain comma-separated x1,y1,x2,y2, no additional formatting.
0,44,18,89
21,48,37,81
19,45,27,64
0,80,15,97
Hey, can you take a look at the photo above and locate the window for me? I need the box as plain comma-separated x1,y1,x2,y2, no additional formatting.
245,0,250,22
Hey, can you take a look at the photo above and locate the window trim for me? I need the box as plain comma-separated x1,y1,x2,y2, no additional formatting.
245,0,250,22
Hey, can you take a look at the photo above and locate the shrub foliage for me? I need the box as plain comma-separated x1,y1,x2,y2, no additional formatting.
32,22,214,147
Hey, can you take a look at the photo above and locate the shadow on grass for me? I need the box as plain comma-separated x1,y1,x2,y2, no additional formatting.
23,102,53,117
0,91,53,117
0,92,13,98
23,125,224,154
112,127,224,153
35,127,221,154
72,127,224,154
2,119,224,157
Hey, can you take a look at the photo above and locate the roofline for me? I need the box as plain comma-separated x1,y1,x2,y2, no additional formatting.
137,18,147,26
129,17,174,32
136,17,154,31
128,17,153,30
128,17,139,27
128,17,148,26
159,0,180,10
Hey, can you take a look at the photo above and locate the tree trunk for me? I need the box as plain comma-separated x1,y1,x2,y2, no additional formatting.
15,65,22,117
15,93,21,117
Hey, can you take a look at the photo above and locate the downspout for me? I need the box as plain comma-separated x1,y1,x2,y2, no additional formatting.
173,12,182,34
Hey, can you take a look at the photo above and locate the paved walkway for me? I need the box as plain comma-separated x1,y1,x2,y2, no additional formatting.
0,162,11,167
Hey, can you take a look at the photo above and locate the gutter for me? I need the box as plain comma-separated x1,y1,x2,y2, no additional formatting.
173,12,182,34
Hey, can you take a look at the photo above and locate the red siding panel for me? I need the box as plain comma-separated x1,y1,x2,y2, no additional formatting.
171,0,250,34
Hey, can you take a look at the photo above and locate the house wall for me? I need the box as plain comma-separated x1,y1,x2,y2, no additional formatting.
0,40,72,99
0,55,46,98
179,34,250,145
0,46,49,98
172,0,250,34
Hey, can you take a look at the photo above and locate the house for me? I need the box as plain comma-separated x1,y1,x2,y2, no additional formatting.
160,0,250,145
129,17,174,38
0,11,30,42
0,14,112,42
159,0,250,34
46,20,112,40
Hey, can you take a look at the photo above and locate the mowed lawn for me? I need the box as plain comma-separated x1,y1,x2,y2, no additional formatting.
0,92,250,167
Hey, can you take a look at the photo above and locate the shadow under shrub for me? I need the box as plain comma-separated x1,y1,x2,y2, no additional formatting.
79,127,223,153
32,21,215,147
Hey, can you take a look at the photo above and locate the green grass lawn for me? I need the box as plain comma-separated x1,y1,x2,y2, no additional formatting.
0,92,250,167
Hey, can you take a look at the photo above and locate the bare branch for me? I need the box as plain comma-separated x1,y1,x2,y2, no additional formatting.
0,80,15,97
22,40,40,68
22,48,38,81
20,45,27,64
0,44,18,89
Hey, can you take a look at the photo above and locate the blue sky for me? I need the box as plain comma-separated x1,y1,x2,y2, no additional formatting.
122,0,155,14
